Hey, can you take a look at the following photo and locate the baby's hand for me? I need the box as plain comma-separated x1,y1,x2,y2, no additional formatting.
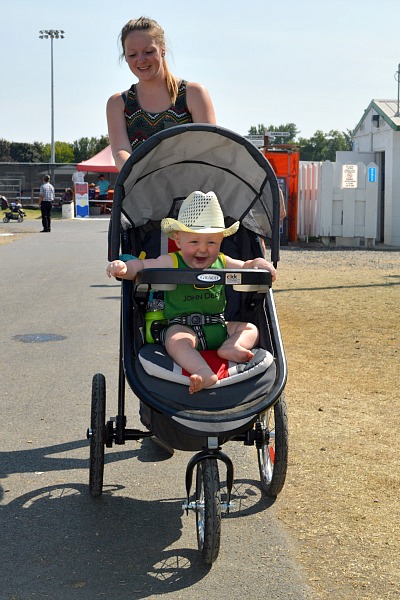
106,260,127,278
251,258,277,282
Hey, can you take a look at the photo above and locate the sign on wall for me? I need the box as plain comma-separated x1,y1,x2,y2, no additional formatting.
342,164,358,188
368,167,377,182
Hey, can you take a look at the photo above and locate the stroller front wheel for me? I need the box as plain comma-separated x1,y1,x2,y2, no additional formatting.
88,373,106,496
195,458,222,565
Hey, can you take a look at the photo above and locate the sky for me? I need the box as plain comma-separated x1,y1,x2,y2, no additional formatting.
1,0,400,145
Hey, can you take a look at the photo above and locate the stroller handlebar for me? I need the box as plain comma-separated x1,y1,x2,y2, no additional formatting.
135,268,272,293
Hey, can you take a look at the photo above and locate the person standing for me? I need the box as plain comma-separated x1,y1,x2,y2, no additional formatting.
38,175,55,233
107,16,216,171
96,174,110,199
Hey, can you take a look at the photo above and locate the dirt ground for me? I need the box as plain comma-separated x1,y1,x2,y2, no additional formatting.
273,245,400,599
2,225,399,597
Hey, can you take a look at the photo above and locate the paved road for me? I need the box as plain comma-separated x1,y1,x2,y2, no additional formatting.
0,218,317,600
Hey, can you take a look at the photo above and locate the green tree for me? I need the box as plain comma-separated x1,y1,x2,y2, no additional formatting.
248,123,299,143
73,136,109,162
33,141,46,161
0,139,12,161
299,129,352,161
10,142,43,162
0,135,109,163
42,141,74,163
93,135,109,154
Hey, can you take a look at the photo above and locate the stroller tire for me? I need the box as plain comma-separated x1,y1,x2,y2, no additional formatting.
196,458,222,565
3,216,9,223
257,394,288,498
89,373,106,497
17,215,23,222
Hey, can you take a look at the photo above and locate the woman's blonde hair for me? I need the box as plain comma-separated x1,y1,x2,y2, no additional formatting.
120,17,178,105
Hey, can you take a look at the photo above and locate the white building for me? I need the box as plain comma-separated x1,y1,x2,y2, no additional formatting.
352,99,400,246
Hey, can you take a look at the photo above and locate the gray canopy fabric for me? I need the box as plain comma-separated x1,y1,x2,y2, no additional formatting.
110,124,281,263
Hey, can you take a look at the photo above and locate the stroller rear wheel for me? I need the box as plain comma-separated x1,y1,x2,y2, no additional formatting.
88,373,106,496
195,458,222,565
257,394,288,498
3,216,9,223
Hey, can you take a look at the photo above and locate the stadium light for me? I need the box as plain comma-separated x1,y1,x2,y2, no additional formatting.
39,30,65,164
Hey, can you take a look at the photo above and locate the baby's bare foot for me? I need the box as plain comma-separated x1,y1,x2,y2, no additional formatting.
189,372,218,394
218,346,254,364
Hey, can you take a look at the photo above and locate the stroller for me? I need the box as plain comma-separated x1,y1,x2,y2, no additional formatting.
1,196,26,222
87,124,288,564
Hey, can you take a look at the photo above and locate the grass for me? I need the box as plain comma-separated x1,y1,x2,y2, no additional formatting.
2,208,63,221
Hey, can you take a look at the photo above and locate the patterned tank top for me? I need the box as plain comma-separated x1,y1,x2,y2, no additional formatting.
124,80,193,153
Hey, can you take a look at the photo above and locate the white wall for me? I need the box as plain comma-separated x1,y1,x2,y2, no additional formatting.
353,108,400,246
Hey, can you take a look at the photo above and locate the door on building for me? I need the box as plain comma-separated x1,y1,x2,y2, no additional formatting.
375,151,385,243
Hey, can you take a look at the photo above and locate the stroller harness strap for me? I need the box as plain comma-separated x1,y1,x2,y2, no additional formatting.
169,312,225,328
168,313,225,351
157,313,226,351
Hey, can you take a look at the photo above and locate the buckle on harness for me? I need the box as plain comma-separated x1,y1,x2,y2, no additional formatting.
187,313,205,326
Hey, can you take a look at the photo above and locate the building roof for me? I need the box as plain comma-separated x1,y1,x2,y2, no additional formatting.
353,99,400,135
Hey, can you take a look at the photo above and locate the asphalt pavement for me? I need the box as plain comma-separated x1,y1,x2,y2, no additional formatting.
0,217,317,600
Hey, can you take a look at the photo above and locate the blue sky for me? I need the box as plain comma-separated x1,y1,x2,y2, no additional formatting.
1,0,399,145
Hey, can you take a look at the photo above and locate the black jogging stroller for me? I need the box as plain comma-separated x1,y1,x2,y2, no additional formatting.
2,197,26,222
87,124,288,565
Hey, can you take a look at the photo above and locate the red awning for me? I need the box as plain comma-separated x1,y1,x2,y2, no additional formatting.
76,145,118,173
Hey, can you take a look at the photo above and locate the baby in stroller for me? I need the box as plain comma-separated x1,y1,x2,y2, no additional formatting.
1,196,26,222
107,190,276,394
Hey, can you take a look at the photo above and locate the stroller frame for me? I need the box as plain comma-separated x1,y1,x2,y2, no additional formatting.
87,124,288,564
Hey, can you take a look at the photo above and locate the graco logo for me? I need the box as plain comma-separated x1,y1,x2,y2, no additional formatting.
197,273,221,282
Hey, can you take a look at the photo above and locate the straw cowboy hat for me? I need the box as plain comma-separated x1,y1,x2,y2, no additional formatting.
161,191,239,239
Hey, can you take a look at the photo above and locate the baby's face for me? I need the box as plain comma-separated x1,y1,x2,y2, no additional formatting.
173,231,224,269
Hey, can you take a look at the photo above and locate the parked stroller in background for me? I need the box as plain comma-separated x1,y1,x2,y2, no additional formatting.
1,196,26,222
87,124,288,564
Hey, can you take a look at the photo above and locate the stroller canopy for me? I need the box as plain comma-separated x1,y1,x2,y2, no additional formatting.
110,124,281,263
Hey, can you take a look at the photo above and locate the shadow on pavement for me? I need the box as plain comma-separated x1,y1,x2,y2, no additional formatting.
0,482,209,599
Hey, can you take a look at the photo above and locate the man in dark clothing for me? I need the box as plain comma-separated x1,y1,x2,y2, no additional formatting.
38,175,55,232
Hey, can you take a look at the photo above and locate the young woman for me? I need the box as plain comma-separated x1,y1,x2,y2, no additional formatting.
107,17,216,171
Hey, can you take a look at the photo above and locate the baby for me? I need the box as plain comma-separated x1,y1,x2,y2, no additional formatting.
107,191,276,393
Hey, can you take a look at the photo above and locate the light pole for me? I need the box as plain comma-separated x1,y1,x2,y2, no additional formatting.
39,29,65,164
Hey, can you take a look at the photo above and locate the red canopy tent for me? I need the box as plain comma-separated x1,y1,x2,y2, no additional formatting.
76,145,118,173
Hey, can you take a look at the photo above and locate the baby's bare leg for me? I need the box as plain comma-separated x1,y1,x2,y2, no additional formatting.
217,322,259,363
165,325,218,394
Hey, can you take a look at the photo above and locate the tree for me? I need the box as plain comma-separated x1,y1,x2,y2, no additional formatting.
299,129,352,162
248,123,299,143
0,135,110,163
10,142,43,163
0,139,12,161
73,136,109,162
93,135,109,155
33,142,46,162
42,142,74,163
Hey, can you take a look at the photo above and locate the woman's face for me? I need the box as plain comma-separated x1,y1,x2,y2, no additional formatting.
124,30,164,82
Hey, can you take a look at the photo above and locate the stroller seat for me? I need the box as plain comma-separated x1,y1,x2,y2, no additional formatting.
136,343,276,411
139,344,273,388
